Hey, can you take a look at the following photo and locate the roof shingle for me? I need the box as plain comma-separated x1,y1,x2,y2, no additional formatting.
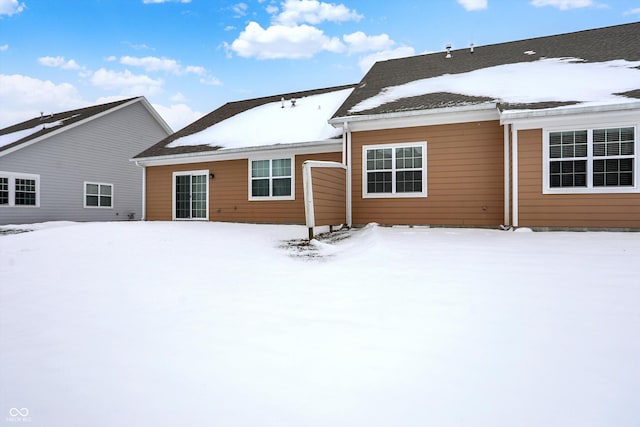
0,97,138,153
332,22,640,118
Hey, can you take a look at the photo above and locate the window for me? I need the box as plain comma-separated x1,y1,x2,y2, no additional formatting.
0,172,40,207
173,170,209,220
249,157,294,200
545,127,637,193
84,182,113,208
362,142,427,198
0,177,8,205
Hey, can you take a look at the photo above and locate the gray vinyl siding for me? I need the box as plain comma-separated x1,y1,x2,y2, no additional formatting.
0,101,170,225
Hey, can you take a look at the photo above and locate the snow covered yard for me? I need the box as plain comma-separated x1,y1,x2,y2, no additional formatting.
1,221,640,427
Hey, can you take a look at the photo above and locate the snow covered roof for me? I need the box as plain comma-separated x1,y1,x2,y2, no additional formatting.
332,22,640,120
0,98,142,154
135,84,356,159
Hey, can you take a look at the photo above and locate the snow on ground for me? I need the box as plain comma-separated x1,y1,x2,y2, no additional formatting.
166,88,352,150
1,221,640,426
349,58,640,113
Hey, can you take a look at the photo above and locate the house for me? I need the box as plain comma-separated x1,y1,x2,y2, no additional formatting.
0,97,172,225
328,21,640,229
136,22,640,232
133,85,355,224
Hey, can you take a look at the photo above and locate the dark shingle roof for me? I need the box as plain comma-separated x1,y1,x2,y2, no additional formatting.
332,22,640,118
0,97,140,154
134,84,356,159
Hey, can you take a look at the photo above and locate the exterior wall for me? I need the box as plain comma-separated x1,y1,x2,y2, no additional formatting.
146,151,342,223
0,102,170,225
310,167,346,226
351,120,505,226
518,129,640,228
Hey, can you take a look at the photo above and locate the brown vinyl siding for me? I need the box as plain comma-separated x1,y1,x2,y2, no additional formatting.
310,167,346,226
518,129,640,228
146,152,341,223
351,121,504,226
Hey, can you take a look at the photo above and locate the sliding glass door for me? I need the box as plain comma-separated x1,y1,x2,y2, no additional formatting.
173,171,208,220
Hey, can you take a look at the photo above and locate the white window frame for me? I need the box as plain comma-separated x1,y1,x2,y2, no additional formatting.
543,125,639,194
362,141,427,198
248,156,295,201
172,170,209,221
0,171,40,208
84,181,113,209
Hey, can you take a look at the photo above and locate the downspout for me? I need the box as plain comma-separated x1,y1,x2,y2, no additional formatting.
503,124,510,227
134,161,146,221
345,121,352,228
511,125,519,228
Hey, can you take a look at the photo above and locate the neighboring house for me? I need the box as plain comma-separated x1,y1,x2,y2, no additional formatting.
0,97,172,225
133,85,355,224
136,22,640,231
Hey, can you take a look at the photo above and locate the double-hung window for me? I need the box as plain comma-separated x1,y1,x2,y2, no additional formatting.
362,142,427,198
249,157,294,200
84,182,113,208
0,172,40,207
545,126,637,193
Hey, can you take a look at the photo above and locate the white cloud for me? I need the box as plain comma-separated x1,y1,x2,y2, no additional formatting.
151,103,203,131
170,92,188,102
200,76,223,86
357,46,416,74
457,0,488,10
623,7,640,15
530,0,593,9
343,31,394,54
265,4,279,14
0,74,86,127
120,56,206,75
37,56,83,70
0,0,25,16
90,68,164,96
273,0,362,25
0,44,8,52
232,2,248,17
105,55,117,62
229,21,344,59
125,42,153,50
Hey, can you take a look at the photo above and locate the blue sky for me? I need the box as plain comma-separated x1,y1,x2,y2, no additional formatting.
1,0,639,130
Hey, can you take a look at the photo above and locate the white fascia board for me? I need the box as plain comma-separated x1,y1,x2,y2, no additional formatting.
500,101,640,129
136,96,174,135
329,103,499,131
132,140,343,167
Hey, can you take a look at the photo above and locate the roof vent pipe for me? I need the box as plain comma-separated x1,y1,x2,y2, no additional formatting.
281,97,285,108
445,44,452,59
470,43,474,54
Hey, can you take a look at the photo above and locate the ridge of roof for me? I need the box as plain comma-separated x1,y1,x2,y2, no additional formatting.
332,21,640,119
0,97,140,154
134,83,356,159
